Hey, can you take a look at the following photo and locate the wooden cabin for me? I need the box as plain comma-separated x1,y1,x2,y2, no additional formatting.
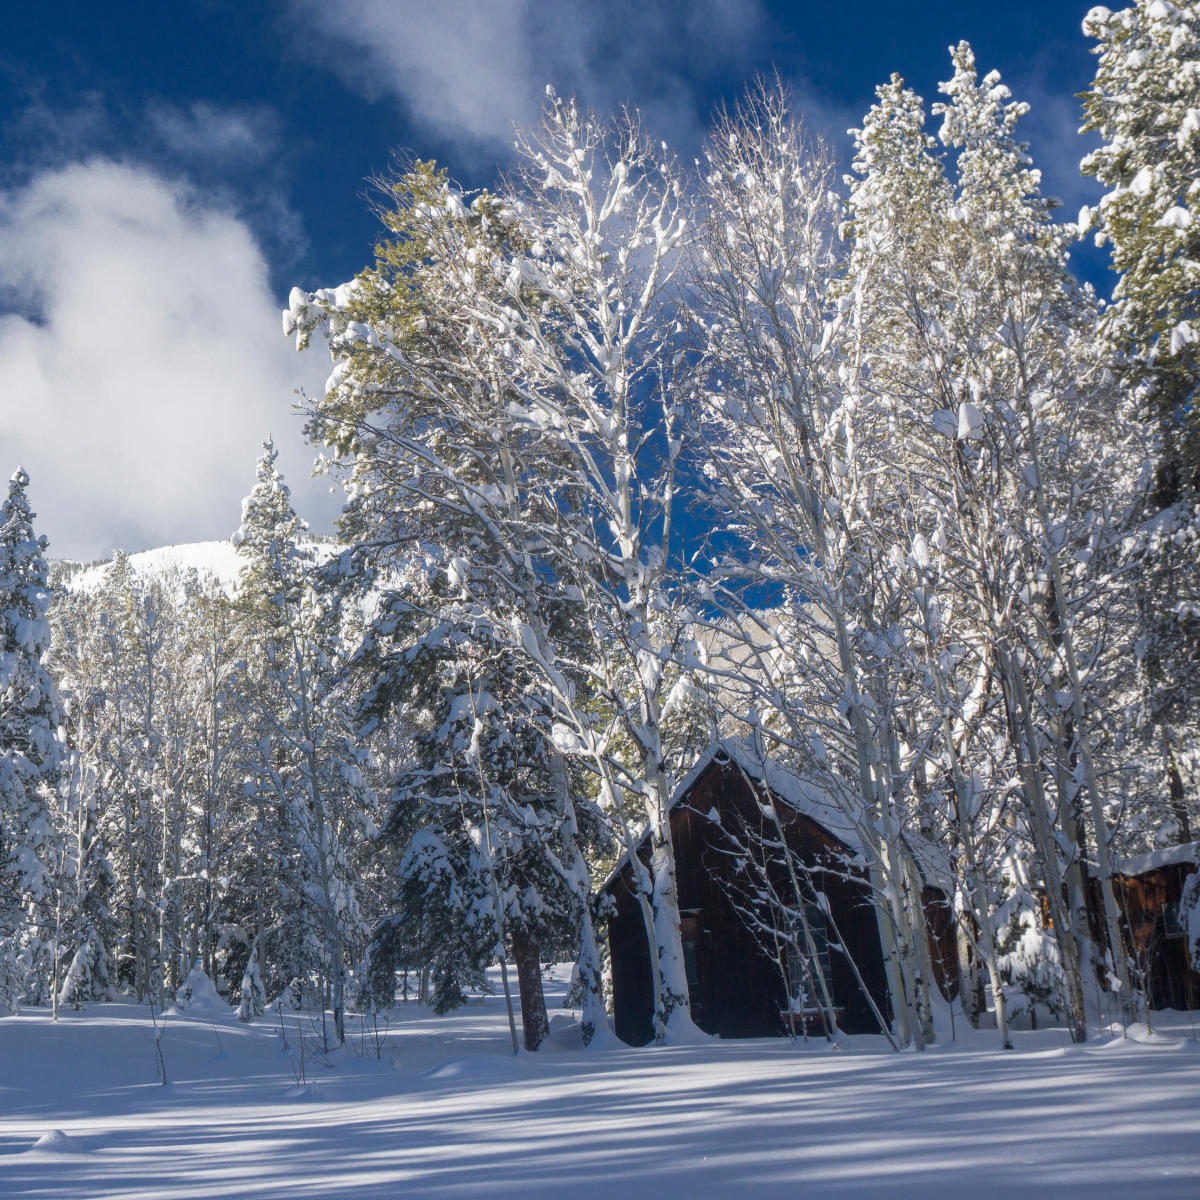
1111,843,1199,1011
602,748,954,1045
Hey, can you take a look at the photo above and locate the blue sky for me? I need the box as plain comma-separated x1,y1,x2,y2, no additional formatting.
1,0,1109,560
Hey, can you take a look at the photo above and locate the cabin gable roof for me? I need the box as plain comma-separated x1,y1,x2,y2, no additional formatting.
601,740,955,896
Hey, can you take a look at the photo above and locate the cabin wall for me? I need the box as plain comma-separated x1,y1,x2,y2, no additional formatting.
605,761,898,1042
1113,863,1199,1011
673,799,800,1038
922,888,959,1001
607,881,656,1046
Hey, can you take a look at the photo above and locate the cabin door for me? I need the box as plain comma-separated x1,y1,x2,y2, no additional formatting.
680,912,705,1027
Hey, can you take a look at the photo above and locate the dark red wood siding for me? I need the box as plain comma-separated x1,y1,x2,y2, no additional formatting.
605,759,896,1043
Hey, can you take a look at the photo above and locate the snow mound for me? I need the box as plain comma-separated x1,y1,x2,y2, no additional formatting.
544,1013,625,1051
663,1014,714,1047
173,964,231,1015
425,1056,524,1081
1093,1022,1193,1051
29,1130,86,1154
548,1013,584,1050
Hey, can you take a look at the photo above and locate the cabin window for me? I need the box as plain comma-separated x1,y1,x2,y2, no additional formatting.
1163,901,1184,938
786,902,833,1008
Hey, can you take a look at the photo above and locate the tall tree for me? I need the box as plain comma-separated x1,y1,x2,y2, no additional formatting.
1082,0,1200,843
234,439,370,1047
466,94,701,1042
286,157,619,1044
0,469,62,1010
49,584,119,1010
690,81,937,1048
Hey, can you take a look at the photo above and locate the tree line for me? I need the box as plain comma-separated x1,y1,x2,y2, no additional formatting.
1,4,1196,1052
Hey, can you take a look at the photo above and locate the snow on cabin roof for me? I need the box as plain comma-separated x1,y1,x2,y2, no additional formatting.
673,740,866,855
601,741,952,895
1114,841,1199,878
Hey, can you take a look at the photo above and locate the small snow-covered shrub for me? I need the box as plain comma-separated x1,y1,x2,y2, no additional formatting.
175,962,227,1014
238,950,266,1021
995,863,1065,1019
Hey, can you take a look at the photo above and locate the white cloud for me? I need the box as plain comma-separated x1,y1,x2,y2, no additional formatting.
0,160,337,562
287,0,764,153
145,101,282,167
1007,74,1104,220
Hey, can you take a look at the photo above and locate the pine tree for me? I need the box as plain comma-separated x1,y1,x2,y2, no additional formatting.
234,439,370,1047
843,44,1142,1034
0,469,62,1010
361,564,577,1046
48,592,119,1009
287,159,617,1045
1082,0,1200,839
932,40,1111,1038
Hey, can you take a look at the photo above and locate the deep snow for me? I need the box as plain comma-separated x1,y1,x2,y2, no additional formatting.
2,968,1199,1198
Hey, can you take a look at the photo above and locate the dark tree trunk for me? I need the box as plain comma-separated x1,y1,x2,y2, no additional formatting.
1168,755,1192,844
511,928,550,1051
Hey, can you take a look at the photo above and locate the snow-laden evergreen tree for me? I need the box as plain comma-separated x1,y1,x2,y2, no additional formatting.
0,469,62,1010
831,46,1142,1038
286,159,619,1045
994,849,1067,1022
935,41,1143,1022
361,561,580,1047
48,594,119,1009
840,64,1048,1045
234,439,371,1047
1082,0,1200,841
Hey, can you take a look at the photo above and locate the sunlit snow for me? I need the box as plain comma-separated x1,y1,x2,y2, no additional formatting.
2,967,1199,1198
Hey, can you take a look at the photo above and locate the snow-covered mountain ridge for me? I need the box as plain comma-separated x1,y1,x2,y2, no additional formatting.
56,537,340,595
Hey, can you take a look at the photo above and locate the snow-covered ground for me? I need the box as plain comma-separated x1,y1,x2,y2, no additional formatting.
2,968,1199,1198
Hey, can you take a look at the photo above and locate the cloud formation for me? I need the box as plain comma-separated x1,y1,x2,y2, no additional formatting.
1005,74,1103,221
0,160,336,562
3,91,308,279
144,101,283,168
288,0,764,153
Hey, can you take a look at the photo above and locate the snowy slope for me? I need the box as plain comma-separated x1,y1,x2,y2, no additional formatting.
2,968,1199,1198
65,538,340,596
69,541,247,593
